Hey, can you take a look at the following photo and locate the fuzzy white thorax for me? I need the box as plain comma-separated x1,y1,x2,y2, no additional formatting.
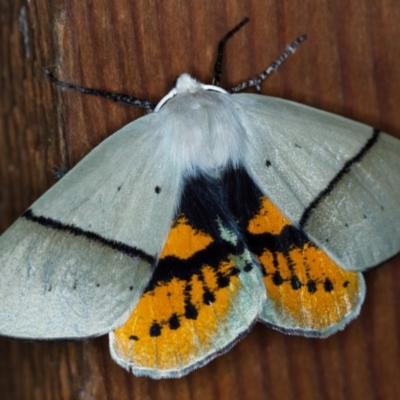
154,74,247,174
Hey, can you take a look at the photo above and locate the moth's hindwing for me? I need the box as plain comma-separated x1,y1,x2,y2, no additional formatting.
110,173,265,379
224,167,365,337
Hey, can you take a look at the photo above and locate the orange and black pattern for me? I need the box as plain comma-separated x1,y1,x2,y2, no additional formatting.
112,173,257,372
223,167,363,334
113,167,364,373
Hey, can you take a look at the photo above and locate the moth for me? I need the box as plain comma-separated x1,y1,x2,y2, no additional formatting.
0,19,399,379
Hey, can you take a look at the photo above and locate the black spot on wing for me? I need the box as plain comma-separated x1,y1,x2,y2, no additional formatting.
203,290,216,304
307,279,317,293
290,275,302,290
243,263,253,272
149,322,162,337
324,278,334,292
272,271,284,286
168,314,180,330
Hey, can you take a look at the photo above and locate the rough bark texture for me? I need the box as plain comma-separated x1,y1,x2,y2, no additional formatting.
1,1,400,399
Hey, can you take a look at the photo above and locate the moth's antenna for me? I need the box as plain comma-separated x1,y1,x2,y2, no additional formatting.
212,18,250,87
46,70,156,111
229,34,307,93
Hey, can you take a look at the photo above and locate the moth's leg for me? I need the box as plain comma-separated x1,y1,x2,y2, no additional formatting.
47,70,156,110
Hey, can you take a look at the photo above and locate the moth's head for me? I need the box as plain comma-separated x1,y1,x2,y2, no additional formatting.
174,74,203,93
154,74,228,112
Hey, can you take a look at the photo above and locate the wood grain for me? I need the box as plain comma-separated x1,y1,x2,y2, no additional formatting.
1,0,400,399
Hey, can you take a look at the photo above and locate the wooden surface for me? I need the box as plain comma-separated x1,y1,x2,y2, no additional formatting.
1,1,400,399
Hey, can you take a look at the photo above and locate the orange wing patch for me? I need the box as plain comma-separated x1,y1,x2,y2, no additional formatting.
248,196,364,334
247,196,287,235
160,216,213,259
112,213,245,375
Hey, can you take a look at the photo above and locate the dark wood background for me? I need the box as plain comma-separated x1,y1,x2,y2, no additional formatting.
1,1,400,399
